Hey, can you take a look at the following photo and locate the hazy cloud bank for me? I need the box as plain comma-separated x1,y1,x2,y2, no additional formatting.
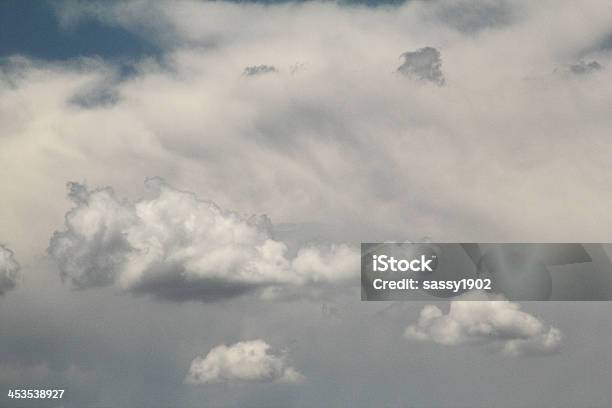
2,0,612,264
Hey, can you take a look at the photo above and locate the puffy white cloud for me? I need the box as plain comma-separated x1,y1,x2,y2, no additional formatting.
185,340,304,384
48,179,359,301
405,292,562,356
0,245,20,295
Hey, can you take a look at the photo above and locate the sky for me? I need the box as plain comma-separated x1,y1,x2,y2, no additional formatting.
0,0,611,407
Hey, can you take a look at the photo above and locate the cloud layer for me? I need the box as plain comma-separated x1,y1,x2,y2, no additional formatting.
405,292,562,356
0,245,20,295
48,179,359,302
185,340,303,384
1,0,611,266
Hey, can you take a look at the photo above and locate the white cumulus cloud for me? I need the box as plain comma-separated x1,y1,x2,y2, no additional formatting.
185,340,304,384
404,292,562,357
48,178,359,302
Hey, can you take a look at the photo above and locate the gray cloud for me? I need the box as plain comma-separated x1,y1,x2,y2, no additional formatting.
49,182,134,289
569,60,604,75
397,47,445,86
185,340,304,384
0,244,20,295
432,0,515,33
48,179,359,302
69,88,119,109
597,32,612,51
405,292,562,357
243,65,278,76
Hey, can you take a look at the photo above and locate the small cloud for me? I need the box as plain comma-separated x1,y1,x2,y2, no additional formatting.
404,292,562,357
397,47,445,86
290,62,307,75
569,60,604,75
185,340,304,384
0,244,20,295
243,65,278,76
69,88,120,109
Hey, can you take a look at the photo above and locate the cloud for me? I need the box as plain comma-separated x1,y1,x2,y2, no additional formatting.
404,292,562,356
0,245,20,295
597,32,612,51
185,340,304,384
569,60,604,75
2,0,612,267
243,65,277,76
430,0,516,33
397,47,445,86
48,179,359,302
